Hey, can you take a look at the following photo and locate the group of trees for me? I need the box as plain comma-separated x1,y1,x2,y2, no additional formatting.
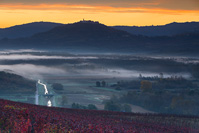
105,72,199,115
111,80,140,90
58,95,98,110
140,80,152,92
71,103,98,110
103,98,132,112
111,74,197,92
152,76,197,90
139,77,197,92
96,81,107,87
51,83,64,90
117,89,199,115
139,73,164,80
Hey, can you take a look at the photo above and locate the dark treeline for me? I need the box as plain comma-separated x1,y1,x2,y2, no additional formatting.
71,103,98,110
107,75,199,115
111,75,197,90
119,90,199,115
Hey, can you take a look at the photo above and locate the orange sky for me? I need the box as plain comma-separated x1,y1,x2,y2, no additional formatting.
0,0,199,28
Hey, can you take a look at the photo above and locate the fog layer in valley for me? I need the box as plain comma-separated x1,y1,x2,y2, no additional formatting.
1,49,198,114
0,50,195,79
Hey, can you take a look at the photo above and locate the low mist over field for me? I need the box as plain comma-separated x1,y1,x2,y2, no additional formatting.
0,49,194,80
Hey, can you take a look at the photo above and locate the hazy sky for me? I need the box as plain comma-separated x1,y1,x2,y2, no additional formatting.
0,0,198,28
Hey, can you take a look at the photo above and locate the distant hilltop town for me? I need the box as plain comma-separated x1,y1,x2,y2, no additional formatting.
79,19,99,24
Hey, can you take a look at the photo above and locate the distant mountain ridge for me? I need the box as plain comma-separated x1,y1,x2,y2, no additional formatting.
1,21,199,40
112,22,199,36
0,20,199,55
0,22,63,39
1,21,140,50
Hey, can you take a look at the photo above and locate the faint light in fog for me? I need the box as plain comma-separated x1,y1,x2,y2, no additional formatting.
47,100,52,107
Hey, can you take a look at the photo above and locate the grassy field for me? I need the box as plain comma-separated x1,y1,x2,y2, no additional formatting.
44,76,127,109
0,75,151,112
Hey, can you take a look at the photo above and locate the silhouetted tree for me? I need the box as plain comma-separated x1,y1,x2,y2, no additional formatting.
159,73,164,79
122,104,132,112
52,83,64,90
87,104,98,110
140,80,152,92
71,103,87,109
96,81,101,87
104,101,121,111
101,81,106,87
139,74,142,79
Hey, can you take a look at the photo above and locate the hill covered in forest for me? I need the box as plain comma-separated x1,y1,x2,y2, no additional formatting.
0,21,199,55
0,71,35,94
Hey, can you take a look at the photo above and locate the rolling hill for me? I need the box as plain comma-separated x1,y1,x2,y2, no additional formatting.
0,20,143,51
113,22,199,36
0,20,199,55
0,22,63,39
0,71,35,94
30,20,134,44
0,99,198,132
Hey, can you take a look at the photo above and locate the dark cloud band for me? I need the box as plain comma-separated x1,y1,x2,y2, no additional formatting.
0,0,198,10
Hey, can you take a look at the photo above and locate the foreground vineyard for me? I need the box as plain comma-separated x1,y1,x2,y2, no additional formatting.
0,99,199,132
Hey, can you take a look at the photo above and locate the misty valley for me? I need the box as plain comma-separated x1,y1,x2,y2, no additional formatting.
0,49,199,115
1,0,199,131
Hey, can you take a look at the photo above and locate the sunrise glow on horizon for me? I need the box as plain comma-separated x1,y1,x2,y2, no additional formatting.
0,0,198,28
